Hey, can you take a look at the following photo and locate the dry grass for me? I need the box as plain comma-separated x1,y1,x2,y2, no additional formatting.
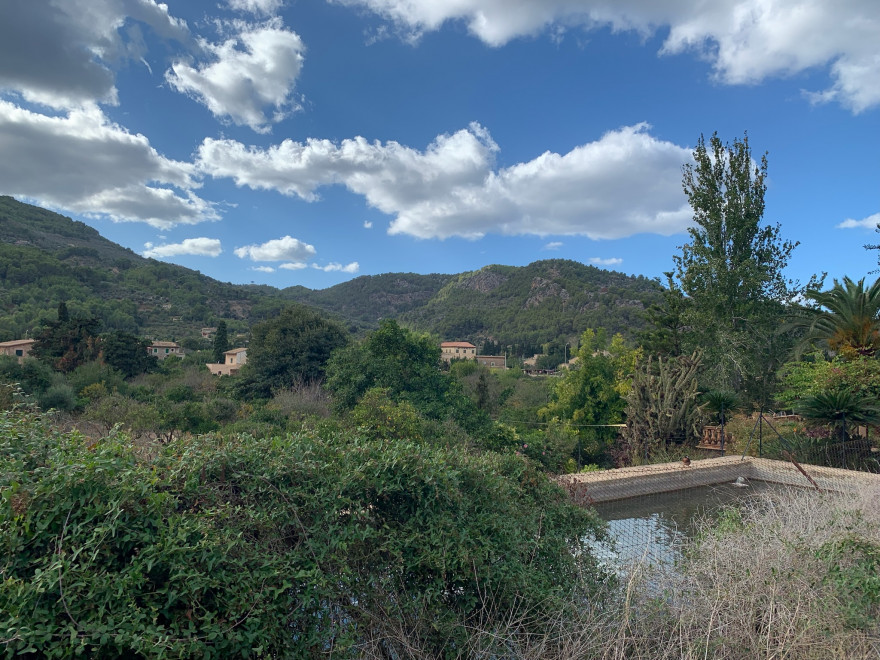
267,380,332,420
604,483,880,659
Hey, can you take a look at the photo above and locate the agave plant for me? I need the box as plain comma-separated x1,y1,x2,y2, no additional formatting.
795,389,880,443
789,276,880,358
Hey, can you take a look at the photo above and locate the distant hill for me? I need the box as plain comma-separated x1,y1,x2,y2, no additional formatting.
0,197,662,353
0,196,290,341
282,272,454,332
406,260,660,353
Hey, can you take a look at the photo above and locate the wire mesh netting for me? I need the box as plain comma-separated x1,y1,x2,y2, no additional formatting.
559,415,880,574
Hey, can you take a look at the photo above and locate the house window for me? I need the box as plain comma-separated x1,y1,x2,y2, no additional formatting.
15,350,23,356
165,348,169,354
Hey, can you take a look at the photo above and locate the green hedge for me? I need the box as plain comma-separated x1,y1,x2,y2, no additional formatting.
0,408,604,658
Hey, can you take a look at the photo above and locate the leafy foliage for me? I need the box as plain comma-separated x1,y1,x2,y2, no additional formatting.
701,389,740,425
31,308,101,373
212,320,229,363
795,390,880,440
101,330,156,378
776,353,880,412
0,408,605,657
638,272,690,356
541,330,640,466
327,320,466,420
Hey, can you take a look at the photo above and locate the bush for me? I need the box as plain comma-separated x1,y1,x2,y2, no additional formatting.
37,382,76,411
0,408,605,658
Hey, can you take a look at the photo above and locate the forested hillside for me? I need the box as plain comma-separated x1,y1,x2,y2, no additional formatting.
0,197,290,340
283,272,454,333
1,197,660,352
398,260,661,355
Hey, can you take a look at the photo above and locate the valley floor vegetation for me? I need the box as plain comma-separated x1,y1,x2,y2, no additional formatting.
3,406,879,658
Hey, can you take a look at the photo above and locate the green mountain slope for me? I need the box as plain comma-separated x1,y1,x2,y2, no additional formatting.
400,260,661,352
0,196,290,340
282,272,454,331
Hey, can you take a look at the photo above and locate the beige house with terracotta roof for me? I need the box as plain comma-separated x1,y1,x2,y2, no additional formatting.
440,341,477,363
148,341,184,360
0,339,36,363
207,347,247,376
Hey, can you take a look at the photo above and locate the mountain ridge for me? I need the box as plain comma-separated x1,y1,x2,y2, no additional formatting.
1,197,661,352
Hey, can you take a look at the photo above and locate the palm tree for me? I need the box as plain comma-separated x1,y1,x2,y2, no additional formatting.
790,276,880,357
795,389,880,443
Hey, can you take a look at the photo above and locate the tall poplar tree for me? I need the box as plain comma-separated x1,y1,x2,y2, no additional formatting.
673,132,799,400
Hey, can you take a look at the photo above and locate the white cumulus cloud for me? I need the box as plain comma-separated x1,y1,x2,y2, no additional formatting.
234,235,317,261
199,122,692,240
143,237,222,258
227,0,284,15
279,262,308,270
251,265,276,272
312,262,360,273
0,0,190,109
589,257,623,266
0,100,215,228
837,212,880,230
333,0,880,112
166,19,305,132
543,241,563,250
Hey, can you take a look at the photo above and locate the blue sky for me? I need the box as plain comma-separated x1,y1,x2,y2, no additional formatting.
1,0,878,290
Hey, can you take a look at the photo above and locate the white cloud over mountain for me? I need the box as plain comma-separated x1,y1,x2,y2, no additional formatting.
313,262,360,273
234,235,317,261
166,19,305,132
199,123,692,240
335,0,880,112
0,100,215,228
589,257,623,266
143,237,223,258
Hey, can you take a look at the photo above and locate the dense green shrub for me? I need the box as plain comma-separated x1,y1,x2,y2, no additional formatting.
0,408,605,657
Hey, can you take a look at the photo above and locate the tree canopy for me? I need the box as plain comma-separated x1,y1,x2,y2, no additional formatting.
324,319,493,437
673,132,799,398
237,305,349,399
